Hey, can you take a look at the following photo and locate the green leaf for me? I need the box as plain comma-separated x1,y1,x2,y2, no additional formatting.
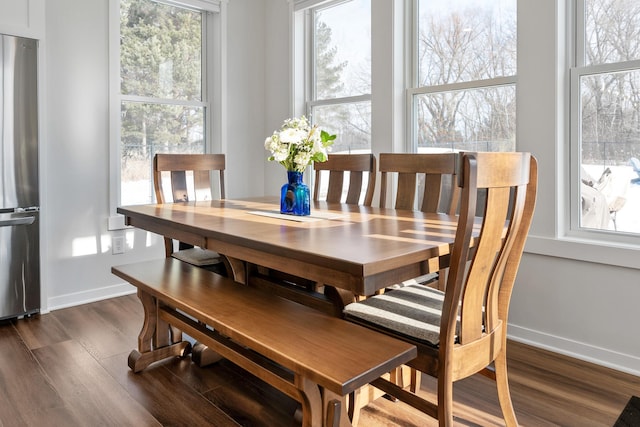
320,130,337,144
312,152,328,163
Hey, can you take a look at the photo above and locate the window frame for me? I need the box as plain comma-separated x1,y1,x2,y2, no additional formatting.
108,0,222,219
568,0,640,243
303,0,372,153
407,0,517,154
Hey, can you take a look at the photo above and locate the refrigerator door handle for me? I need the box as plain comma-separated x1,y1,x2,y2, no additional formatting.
0,216,36,227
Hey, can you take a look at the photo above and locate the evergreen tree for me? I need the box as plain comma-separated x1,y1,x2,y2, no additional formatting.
315,21,347,100
120,0,203,161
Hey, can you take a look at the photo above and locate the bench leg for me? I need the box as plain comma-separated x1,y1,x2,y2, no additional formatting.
128,289,191,373
128,342,191,373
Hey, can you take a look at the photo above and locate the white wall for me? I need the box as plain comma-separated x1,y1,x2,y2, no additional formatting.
9,0,639,376
38,0,274,309
0,0,44,39
44,0,138,308
225,0,271,198
513,0,640,376
262,0,293,195
510,254,640,372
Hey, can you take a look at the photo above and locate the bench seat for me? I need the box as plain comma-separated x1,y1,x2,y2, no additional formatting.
112,258,416,427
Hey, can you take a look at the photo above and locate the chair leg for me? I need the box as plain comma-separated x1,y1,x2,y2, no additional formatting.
410,367,421,393
437,373,454,427
494,351,518,427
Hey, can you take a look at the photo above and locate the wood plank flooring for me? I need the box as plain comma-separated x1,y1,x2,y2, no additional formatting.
1,294,638,426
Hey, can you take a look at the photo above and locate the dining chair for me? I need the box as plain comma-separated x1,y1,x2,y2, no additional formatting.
153,153,227,274
378,152,461,289
379,152,459,214
344,152,538,426
313,153,377,206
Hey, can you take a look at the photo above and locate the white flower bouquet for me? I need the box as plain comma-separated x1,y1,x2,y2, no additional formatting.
264,116,336,172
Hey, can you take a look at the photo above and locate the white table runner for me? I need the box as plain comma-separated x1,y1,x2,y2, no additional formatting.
248,210,344,222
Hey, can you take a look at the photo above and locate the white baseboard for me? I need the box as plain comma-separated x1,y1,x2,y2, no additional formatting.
508,324,640,377
47,282,137,311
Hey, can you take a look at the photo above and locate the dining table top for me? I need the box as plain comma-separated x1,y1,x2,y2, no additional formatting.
118,197,462,296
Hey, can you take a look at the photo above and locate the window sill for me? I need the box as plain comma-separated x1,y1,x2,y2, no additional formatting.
525,235,640,270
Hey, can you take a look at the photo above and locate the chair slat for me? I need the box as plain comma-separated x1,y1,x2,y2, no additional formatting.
194,170,212,201
170,171,189,202
379,153,459,214
326,170,346,203
421,174,444,212
313,154,376,206
345,171,364,205
395,173,417,210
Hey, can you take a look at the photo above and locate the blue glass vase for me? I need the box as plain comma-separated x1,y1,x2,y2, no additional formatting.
280,171,310,216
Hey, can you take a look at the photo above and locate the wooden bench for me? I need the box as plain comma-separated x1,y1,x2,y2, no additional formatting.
112,258,417,427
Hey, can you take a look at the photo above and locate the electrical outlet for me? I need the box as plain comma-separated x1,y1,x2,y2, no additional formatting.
112,236,125,254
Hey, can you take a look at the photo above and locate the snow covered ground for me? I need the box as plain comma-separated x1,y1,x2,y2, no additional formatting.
582,164,640,234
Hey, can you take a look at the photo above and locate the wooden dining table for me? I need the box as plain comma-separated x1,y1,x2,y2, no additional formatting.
117,197,461,298
117,197,467,423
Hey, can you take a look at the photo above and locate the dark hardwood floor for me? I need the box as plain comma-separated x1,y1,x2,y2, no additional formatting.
0,294,638,426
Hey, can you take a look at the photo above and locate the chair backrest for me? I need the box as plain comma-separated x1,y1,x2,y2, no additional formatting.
153,153,226,204
153,153,226,258
313,153,377,206
441,152,537,374
378,153,459,214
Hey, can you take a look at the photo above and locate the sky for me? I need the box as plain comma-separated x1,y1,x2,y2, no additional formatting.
316,0,371,90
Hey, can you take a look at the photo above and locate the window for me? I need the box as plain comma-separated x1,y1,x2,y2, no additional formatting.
409,0,517,153
306,0,371,154
572,0,640,235
114,0,214,206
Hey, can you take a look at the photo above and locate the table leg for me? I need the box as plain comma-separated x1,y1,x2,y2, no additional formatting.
322,389,351,427
346,368,415,424
191,341,224,366
225,256,247,284
190,254,241,367
294,375,324,427
128,289,191,373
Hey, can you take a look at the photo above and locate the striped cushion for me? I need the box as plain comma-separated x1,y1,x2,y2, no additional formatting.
343,284,446,346
385,272,439,290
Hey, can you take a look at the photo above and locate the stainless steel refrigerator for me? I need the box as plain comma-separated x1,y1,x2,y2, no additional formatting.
0,34,40,320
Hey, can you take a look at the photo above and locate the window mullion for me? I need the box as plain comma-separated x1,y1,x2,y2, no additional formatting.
411,76,517,96
574,0,585,67
410,0,419,89
307,9,316,111
575,59,640,76
308,94,371,108
120,94,207,108
152,0,220,13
